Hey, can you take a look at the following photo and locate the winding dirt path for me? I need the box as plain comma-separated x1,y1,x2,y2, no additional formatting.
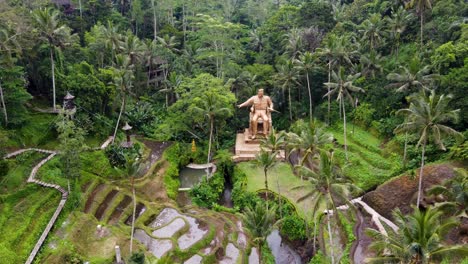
4,148,68,264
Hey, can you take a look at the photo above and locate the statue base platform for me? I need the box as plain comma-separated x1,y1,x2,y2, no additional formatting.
233,129,285,162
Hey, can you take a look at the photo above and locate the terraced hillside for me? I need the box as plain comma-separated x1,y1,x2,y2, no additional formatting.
0,152,60,263
326,123,402,190
41,178,254,263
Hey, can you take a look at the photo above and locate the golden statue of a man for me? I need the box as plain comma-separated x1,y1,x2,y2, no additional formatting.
237,89,274,139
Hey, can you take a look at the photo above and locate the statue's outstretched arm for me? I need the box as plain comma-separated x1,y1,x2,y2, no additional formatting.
237,97,253,108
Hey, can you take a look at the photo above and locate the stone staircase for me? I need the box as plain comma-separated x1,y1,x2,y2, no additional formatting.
233,129,285,162
4,148,68,264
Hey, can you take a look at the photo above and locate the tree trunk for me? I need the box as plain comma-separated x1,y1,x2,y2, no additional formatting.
276,170,282,219
50,47,56,111
112,96,126,144
313,216,317,252
288,86,292,121
420,12,424,48
416,141,426,208
130,176,136,253
0,81,8,125
342,98,348,161
264,169,269,205
151,0,157,40
327,61,331,125
306,73,313,122
326,205,335,264
207,116,214,165
403,132,408,168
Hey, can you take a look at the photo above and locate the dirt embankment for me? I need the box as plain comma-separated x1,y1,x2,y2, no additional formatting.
362,164,457,220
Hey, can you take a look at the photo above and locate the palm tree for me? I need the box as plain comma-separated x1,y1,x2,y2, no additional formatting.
294,150,359,263
366,206,467,263
295,52,317,121
242,202,278,259
386,59,438,93
286,121,334,169
112,55,134,144
192,92,231,164
358,13,386,50
254,149,278,203
428,168,468,217
121,34,144,66
276,59,299,121
386,6,413,59
409,0,433,47
359,50,383,79
324,67,365,161
101,21,123,65
260,127,285,153
160,72,181,107
33,7,76,111
157,34,180,54
316,34,358,124
283,28,303,60
395,91,463,207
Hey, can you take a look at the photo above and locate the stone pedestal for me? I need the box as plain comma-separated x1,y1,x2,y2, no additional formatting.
233,129,285,162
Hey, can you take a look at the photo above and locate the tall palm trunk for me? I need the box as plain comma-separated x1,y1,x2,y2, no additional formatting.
416,141,426,208
112,96,126,143
327,61,331,125
275,171,283,218
288,86,292,121
326,204,335,264
130,176,136,253
0,81,7,125
403,132,408,168
420,12,424,48
50,47,56,111
264,168,269,204
151,0,157,40
342,98,348,161
306,72,313,122
207,116,214,165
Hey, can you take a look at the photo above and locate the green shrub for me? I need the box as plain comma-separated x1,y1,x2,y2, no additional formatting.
280,215,307,241
189,172,224,208
309,250,327,264
261,243,275,264
162,143,191,200
0,159,9,177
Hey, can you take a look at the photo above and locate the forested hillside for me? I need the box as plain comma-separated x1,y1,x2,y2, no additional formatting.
0,0,467,263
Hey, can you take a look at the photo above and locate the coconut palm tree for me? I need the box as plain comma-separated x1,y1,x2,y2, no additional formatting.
395,91,463,207
192,92,232,164
254,149,278,203
160,72,181,107
366,206,467,263
359,50,383,79
386,6,413,59
286,121,334,169
283,28,303,60
260,127,285,153
112,55,134,144
409,0,433,47
32,7,76,111
324,67,365,161
101,21,123,65
428,168,467,217
275,59,299,121
294,149,359,263
295,52,317,121
242,202,278,259
358,13,386,50
386,58,438,93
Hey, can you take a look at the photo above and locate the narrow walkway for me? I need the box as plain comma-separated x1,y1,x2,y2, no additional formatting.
326,197,398,235
4,148,68,264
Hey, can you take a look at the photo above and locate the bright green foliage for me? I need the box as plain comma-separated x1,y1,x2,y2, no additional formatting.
366,207,467,263
280,214,307,241
189,172,224,208
0,66,31,127
242,202,277,248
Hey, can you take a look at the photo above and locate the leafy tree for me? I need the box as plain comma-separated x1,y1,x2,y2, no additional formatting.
386,6,414,59
286,120,333,169
358,13,386,50
275,59,299,121
242,201,278,260
428,168,468,217
191,91,232,164
409,0,433,47
366,206,467,263
254,149,278,203
0,66,31,127
56,111,86,193
295,51,316,120
395,91,463,207
386,58,438,93
324,67,364,161
294,149,359,263
33,7,76,111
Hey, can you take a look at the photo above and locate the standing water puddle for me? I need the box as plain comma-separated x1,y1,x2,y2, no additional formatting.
267,229,302,264
179,168,207,189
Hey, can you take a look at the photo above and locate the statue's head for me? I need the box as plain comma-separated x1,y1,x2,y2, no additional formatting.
257,89,264,97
